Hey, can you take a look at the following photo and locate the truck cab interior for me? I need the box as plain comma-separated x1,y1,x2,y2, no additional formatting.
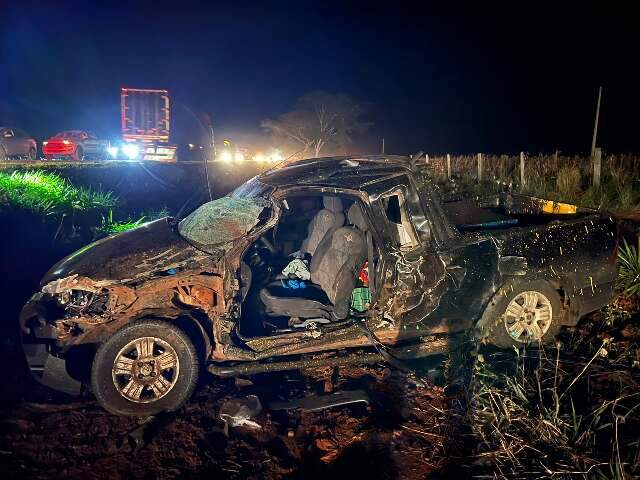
238,194,373,338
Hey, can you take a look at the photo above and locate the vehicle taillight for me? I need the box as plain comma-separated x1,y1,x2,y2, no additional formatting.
62,140,71,145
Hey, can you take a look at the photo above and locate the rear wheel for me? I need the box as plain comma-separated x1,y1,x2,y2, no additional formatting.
91,319,199,417
483,280,562,348
0,147,6,161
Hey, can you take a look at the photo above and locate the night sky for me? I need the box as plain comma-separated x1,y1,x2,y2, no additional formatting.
1,2,638,155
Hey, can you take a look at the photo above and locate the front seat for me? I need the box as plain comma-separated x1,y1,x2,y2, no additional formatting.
300,196,345,256
260,203,368,321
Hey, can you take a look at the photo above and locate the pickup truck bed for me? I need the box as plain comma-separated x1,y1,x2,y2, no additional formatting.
439,191,617,328
442,194,592,231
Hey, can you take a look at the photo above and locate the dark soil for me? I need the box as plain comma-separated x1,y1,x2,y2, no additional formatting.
0,363,462,479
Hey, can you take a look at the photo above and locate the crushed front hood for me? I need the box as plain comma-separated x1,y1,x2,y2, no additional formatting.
41,218,210,285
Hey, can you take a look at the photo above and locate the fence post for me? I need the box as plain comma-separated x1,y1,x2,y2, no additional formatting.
520,152,526,187
477,153,483,182
593,147,602,187
446,154,451,179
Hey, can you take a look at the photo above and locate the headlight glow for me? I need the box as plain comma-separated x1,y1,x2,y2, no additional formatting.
234,152,245,162
122,143,139,159
107,146,118,158
270,150,283,162
62,140,71,145
220,150,232,162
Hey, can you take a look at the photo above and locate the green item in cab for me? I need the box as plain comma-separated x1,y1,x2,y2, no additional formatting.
350,287,371,313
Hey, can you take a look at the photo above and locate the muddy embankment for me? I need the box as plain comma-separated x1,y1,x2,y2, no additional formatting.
0,162,260,406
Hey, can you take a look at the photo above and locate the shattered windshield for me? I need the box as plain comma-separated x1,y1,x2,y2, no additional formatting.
177,179,273,250
229,176,273,199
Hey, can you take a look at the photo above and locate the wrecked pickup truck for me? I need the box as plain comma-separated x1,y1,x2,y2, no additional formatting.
20,155,618,416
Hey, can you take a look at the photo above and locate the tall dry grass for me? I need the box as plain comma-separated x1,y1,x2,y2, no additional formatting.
427,153,640,209
471,344,640,478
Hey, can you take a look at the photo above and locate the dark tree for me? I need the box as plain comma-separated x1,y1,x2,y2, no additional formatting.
262,91,371,158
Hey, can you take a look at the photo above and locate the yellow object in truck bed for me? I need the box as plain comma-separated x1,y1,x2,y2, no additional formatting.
539,199,578,214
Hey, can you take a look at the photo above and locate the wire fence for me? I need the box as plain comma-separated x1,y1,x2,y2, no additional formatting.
425,152,640,208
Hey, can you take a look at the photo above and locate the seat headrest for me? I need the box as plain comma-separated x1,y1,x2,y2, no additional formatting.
322,196,343,213
347,203,368,231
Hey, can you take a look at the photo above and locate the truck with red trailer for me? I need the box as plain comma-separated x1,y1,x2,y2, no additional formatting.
113,88,178,162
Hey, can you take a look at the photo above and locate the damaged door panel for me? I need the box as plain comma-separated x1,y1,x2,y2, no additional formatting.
19,155,618,417
365,177,448,330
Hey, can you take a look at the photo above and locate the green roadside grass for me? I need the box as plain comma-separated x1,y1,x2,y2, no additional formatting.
0,170,117,216
0,170,168,237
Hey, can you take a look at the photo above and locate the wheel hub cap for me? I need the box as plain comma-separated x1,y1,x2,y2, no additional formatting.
504,291,553,343
112,336,179,403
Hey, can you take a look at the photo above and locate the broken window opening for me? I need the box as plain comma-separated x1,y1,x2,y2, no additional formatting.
382,191,419,250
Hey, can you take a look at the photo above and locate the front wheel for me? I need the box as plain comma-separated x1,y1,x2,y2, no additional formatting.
91,319,199,417
483,280,562,348
27,148,37,160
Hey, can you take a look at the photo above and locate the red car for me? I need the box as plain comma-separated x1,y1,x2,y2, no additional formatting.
43,130,108,161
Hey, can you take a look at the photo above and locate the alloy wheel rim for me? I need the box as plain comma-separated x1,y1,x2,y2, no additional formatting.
504,291,553,343
111,336,180,403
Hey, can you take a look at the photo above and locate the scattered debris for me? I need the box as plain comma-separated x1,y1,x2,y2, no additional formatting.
268,389,370,412
234,377,254,388
219,394,263,431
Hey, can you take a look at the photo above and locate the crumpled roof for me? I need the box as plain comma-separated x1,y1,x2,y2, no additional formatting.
178,197,268,249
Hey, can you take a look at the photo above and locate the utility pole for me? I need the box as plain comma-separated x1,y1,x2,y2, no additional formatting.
591,86,602,157
381,138,385,154
200,113,214,202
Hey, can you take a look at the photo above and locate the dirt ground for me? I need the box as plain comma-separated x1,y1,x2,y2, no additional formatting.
0,357,470,480
2,303,640,479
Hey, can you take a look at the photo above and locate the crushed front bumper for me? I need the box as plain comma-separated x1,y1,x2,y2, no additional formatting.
19,296,82,396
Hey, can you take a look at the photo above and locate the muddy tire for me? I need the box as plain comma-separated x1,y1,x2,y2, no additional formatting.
483,280,562,349
91,319,199,417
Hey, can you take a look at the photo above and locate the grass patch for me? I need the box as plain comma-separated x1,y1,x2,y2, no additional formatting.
555,165,582,201
0,170,117,216
98,208,170,235
472,343,640,478
618,239,640,297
